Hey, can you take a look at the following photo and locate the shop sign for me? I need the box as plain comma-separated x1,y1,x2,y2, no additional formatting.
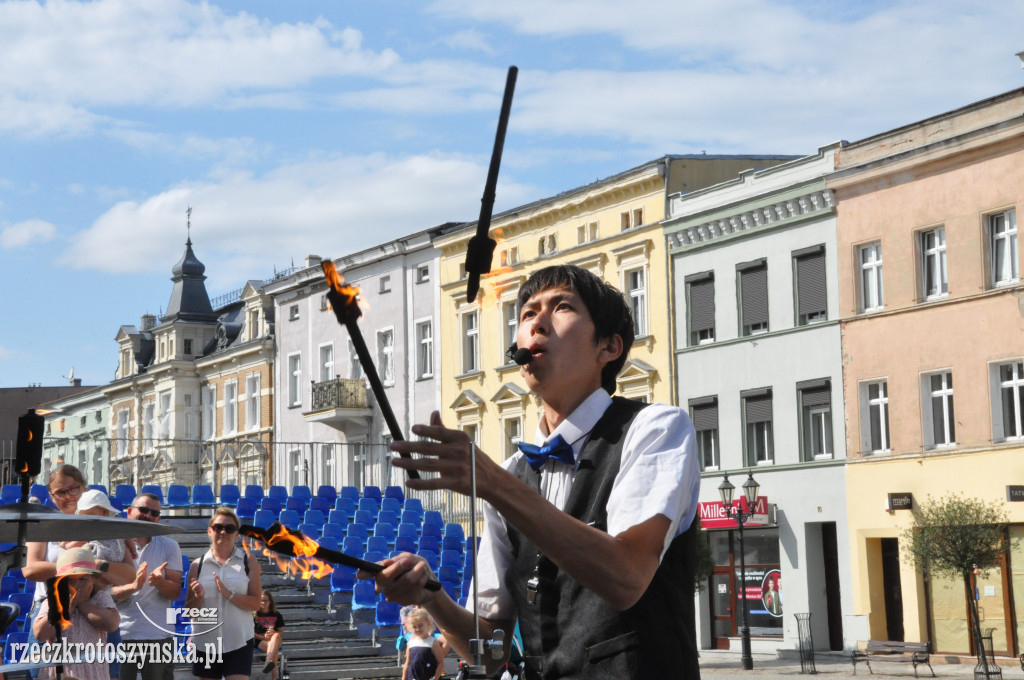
699,496,770,529
887,492,913,510
1007,485,1024,502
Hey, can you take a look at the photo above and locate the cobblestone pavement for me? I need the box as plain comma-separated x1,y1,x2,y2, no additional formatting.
698,650,1020,679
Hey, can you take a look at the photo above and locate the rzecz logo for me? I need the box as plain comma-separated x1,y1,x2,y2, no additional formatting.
136,605,223,637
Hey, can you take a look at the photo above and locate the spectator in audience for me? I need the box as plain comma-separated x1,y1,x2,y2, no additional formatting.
112,492,183,680
253,590,284,679
186,508,262,680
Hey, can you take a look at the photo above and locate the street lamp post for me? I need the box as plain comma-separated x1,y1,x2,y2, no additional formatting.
719,471,761,671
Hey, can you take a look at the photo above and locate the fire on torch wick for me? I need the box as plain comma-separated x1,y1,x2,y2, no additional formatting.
321,261,420,480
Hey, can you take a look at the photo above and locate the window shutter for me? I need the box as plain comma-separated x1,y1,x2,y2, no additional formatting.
688,397,718,431
795,246,827,317
742,389,772,423
799,385,831,408
738,260,768,328
686,272,715,334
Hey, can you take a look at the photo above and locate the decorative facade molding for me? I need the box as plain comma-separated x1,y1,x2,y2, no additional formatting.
667,189,835,249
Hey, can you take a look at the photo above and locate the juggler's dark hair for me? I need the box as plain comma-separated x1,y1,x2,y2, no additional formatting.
517,264,634,394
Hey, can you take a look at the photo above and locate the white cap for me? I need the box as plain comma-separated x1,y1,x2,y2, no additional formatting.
76,489,119,516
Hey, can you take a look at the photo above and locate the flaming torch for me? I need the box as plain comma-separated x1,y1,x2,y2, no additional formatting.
321,261,419,479
45,575,74,679
241,522,441,591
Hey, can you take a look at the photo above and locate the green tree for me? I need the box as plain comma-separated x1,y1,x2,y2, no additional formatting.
901,493,1011,670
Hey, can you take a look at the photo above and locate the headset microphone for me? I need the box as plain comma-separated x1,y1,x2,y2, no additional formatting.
506,343,533,366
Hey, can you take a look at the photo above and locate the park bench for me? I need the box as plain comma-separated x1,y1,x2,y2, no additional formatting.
852,640,935,677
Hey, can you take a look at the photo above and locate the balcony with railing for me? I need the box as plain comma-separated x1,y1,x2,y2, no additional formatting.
304,377,373,430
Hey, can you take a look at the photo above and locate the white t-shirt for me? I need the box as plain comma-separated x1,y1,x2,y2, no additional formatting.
191,547,253,653
469,389,700,620
118,535,183,640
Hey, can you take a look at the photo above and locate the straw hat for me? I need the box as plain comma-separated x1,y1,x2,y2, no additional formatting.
76,489,119,516
55,547,101,577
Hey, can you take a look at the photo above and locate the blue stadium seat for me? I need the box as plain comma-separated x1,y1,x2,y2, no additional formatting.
444,523,465,540
440,550,463,570
363,551,386,564
403,498,424,515
235,497,257,520
0,485,21,506
321,523,345,542
362,486,383,504
309,497,331,515
290,485,313,506
243,485,264,502
303,510,325,526
442,535,465,553
259,497,282,517
327,509,352,526
423,510,443,528
87,484,109,496
380,497,402,516
383,485,405,503
354,510,375,527
438,565,461,585
400,510,423,526
418,535,441,555
165,484,190,508
140,485,164,504
357,497,379,514
191,484,216,507
278,510,301,530
2,631,28,663
253,510,275,530
373,523,396,546
376,510,398,527
334,497,357,515
417,549,439,571
421,522,443,541
339,486,359,503
285,497,306,514
0,577,20,599
341,536,365,556
376,600,403,627
318,535,339,552
351,580,378,611
8,592,33,630
328,565,357,614
316,485,338,504
114,484,137,508
297,523,320,538
395,535,417,554
398,523,420,541
366,536,389,555
346,524,369,548
219,484,240,506
268,485,289,502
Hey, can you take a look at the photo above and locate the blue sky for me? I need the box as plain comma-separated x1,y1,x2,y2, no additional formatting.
1,0,1022,388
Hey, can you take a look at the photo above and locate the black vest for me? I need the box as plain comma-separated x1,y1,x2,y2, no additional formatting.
507,397,701,680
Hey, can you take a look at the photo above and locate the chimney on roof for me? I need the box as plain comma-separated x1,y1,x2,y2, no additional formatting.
71,378,82,387
141,314,156,331
305,255,322,269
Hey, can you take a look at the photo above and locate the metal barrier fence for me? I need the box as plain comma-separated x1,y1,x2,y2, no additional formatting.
0,437,484,532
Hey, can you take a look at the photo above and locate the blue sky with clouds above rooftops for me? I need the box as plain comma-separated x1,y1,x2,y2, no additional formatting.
0,0,1022,388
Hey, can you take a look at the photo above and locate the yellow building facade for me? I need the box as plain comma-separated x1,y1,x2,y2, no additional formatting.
433,155,795,465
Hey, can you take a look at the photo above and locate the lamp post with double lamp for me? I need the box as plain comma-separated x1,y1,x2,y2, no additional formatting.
719,471,761,671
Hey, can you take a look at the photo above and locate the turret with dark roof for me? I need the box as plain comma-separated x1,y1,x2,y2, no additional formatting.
162,237,218,323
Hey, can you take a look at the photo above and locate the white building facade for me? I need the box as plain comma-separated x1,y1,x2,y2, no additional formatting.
665,145,856,654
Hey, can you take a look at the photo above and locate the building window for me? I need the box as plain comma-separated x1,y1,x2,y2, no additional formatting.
621,208,642,231
462,311,479,374
289,449,303,488
463,424,479,446
248,308,260,340
633,208,644,228
379,275,392,293
578,222,599,244
503,417,523,460
500,247,519,267
245,374,260,430
538,234,557,256
738,259,769,336
116,409,130,451
685,271,715,346
689,396,718,470
158,392,171,440
416,320,433,378
625,268,647,336
416,264,430,284
922,371,955,449
988,209,1018,287
183,393,194,439
919,227,948,300
798,379,832,460
142,403,155,451
288,354,302,407
458,262,467,280
289,304,299,321
184,338,193,356
201,386,215,440
861,380,890,454
793,245,827,325
742,389,773,465
502,300,518,364
377,328,395,386
858,242,884,311
224,382,237,434
320,294,328,311
994,361,1024,441
348,340,363,379
319,344,334,382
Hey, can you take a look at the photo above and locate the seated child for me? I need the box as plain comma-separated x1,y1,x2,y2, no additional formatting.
61,489,125,564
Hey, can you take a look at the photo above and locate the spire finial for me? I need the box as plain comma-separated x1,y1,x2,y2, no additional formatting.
186,206,193,246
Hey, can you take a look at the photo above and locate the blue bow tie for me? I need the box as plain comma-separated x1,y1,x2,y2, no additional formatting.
517,434,575,471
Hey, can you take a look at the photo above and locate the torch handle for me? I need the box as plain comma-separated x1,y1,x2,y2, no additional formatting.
344,319,420,480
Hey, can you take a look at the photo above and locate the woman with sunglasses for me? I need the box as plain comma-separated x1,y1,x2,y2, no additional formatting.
186,507,263,680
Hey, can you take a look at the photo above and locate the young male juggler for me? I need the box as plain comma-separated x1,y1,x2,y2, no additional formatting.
372,265,701,679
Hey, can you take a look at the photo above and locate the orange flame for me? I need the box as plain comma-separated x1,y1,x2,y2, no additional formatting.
321,261,363,310
52,576,75,631
246,528,334,580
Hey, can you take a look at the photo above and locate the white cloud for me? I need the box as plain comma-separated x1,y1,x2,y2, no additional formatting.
1,219,57,249
0,345,13,361
440,29,495,54
61,152,538,285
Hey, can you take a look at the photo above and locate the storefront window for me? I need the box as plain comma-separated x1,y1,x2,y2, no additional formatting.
710,527,782,640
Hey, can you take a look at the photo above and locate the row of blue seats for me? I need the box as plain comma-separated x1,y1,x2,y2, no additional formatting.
110,483,407,509
235,494,424,522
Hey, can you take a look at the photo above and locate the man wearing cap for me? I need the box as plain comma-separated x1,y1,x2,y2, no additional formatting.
112,493,183,680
